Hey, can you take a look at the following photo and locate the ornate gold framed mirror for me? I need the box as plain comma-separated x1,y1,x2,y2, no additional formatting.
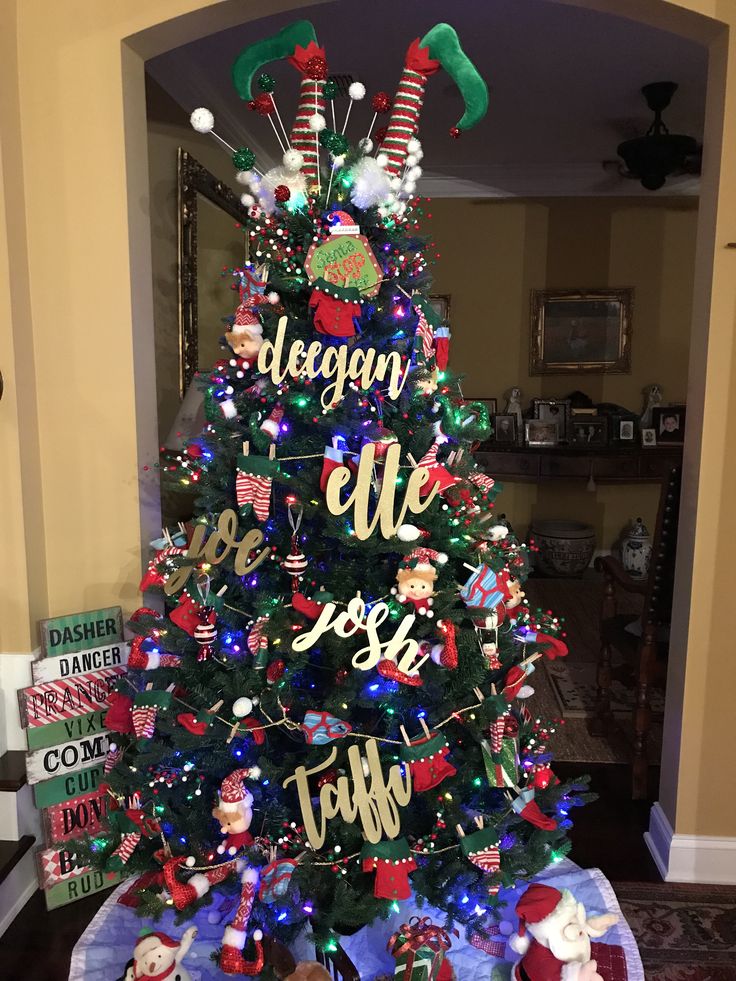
177,148,250,397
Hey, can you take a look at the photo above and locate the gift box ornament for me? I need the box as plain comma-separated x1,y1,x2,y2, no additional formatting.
481,734,518,789
361,837,417,900
388,915,457,980
399,730,456,792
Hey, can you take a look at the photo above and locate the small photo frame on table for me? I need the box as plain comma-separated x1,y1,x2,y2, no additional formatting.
652,405,686,444
570,417,608,447
428,294,451,325
619,419,635,441
641,428,657,447
525,419,559,447
493,414,517,443
532,398,571,442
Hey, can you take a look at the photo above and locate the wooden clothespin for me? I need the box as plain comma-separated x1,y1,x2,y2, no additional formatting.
242,441,250,456
208,699,224,714
491,683,497,696
226,722,240,745
217,585,228,597
474,815,484,830
419,718,431,740
473,687,485,702
145,682,153,692
163,528,173,546
399,725,411,747
268,443,276,460
406,453,418,468
455,823,466,838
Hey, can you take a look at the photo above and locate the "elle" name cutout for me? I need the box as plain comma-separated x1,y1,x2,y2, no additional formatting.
325,442,438,540
282,738,412,849
291,595,429,677
257,317,410,409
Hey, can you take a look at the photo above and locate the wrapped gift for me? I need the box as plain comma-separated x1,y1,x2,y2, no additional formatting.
388,916,456,980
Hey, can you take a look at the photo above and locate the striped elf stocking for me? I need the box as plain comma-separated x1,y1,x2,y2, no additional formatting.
379,39,440,177
220,868,265,976
235,453,279,522
288,44,327,181
379,24,489,176
414,442,459,498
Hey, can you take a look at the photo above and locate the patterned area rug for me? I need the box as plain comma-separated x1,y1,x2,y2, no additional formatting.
614,882,736,980
545,659,666,719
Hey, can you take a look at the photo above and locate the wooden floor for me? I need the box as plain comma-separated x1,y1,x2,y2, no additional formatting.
0,763,659,979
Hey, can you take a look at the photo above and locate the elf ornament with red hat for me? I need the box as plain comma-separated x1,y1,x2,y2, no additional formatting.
509,883,618,981
211,766,261,856
392,546,447,616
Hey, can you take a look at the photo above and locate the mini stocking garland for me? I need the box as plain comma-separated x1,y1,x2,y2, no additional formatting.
511,788,557,831
247,616,270,670
129,636,182,671
320,438,347,492
400,728,456,791
131,689,172,740
436,619,458,668
458,818,501,875
412,443,458,498
220,867,265,975
163,855,234,910
170,592,214,636
104,692,134,734
235,443,279,521
361,838,417,900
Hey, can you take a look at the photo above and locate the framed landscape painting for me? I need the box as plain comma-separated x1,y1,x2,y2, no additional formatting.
530,288,633,375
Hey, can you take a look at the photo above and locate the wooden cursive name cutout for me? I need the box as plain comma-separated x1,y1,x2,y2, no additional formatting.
292,595,429,677
257,317,410,409
282,738,412,849
164,509,270,595
325,442,438,540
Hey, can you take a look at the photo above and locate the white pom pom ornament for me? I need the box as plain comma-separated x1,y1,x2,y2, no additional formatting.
376,152,389,168
348,81,366,100
282,148,304,173
240,193,255,207
407,137,422,154
309,113,326,132
397,524,422,542
235,170,252,185
266,291,280,304
232,696,254,718
358,137,374,154
190,107,214,133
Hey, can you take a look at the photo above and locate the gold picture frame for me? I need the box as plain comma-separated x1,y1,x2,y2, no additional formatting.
530,288,633,375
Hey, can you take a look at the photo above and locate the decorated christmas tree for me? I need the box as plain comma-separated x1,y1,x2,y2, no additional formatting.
87,19,590,976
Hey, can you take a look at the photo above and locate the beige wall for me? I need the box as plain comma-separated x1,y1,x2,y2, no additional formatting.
0,0,734,841
426,197,698,547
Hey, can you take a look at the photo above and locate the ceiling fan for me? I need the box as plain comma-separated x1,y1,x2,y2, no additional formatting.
611,81,701,190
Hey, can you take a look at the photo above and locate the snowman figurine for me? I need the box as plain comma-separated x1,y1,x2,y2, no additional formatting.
509,884,618,980
130,927,197,981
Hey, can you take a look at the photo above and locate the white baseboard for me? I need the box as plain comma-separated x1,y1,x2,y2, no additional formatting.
646,801,736,884
0,847,37,937
0,651,36,754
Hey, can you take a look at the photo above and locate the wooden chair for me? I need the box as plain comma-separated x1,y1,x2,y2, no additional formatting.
590,466,681,798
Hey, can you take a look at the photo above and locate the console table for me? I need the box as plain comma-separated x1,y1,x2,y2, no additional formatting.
475,445,682,483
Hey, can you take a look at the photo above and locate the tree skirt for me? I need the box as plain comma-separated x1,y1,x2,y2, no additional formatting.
69,860,643,980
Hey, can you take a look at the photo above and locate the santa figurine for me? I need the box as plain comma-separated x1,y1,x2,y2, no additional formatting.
509,883,618,980
212,766,261,856
129,927,198,981
392,547,447,617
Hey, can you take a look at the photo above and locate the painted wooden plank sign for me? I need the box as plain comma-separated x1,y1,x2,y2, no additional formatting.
44,868,121,910
39,605,123,657
18,667,124,728
33,763,106,809
32,641,129,684
26,709,107,752
27,732,111,785
36,844,90,889
43,786,110,844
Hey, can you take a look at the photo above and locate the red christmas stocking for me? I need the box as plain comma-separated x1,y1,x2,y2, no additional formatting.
400,731,456,792
220,868,265,976
415,443,458,498
361,839,417,900
170,593,209,636
129,635,182,671
320,443,345,492
437,619,458,668
460,825,501,874
434,325,451,370
511,789,557,831
104,692,134,734
131,690,172,740
164,856,234,910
